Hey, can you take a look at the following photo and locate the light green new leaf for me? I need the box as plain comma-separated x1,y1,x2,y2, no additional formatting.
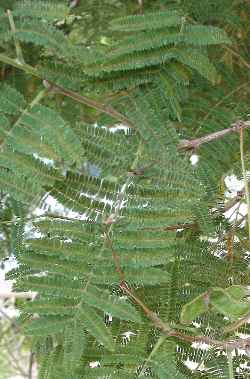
181,286,250,324
225,285,248,301
180,292,208,324
210,288,250,321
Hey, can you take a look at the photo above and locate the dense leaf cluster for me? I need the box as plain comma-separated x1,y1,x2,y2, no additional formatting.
0,1,249,378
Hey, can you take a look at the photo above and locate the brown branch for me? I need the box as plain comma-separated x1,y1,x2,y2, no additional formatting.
120,282,171,333
224,46,250,71
224,311,250,334
121,284,250,351
0,54,134,129
226,232,234,261
45,81,134,129
178,120,250,150
105,235,125,282
195,82,250,137
168,330,250,350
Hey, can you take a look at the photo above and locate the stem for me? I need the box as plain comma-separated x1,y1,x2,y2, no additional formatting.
0,53,38,76
29,89,48,108
7,10,25,65
0,53,134,129
51,81,134,129
178,120,250,150
138,335,166,377
240,127,250,239
138,0,144,14
28,352,35,379
224,45,250,71
141,222,197,232
227,350,234,379
82,141,144,293
194,81,250,138
224,193,244,213
224,311,250,333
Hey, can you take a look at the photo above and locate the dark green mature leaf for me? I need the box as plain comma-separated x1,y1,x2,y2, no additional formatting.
80,306,115,352
0,84,26,115
0,1,248,378
81,285,142,324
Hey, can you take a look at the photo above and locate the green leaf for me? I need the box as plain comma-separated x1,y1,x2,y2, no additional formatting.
225,285,248,301
81,285,142,324
110,10,183,32
176,48,217,83
210,288,250,321
80,306,115,352
13,0,69,20
180,292,208,324
25,316,72,336
0,169,43,204
0,84,26,115
181,286,250,324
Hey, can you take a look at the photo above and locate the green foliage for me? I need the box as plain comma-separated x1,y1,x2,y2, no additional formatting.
13,0,69,20
181,285,250,324
0,0,249,378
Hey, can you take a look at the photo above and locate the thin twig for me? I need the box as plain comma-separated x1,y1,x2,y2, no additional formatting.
240,127,250,239
0,53,134,129
178,120,250,150
224,311,250,333
224,193,244,213
138,335,166,377
7,10,25,65
224,45,250,71
106,235,125,282
194,81,250,138
227,349,234,379
45,81,134,129
28,352,35,379
141,223,197,232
